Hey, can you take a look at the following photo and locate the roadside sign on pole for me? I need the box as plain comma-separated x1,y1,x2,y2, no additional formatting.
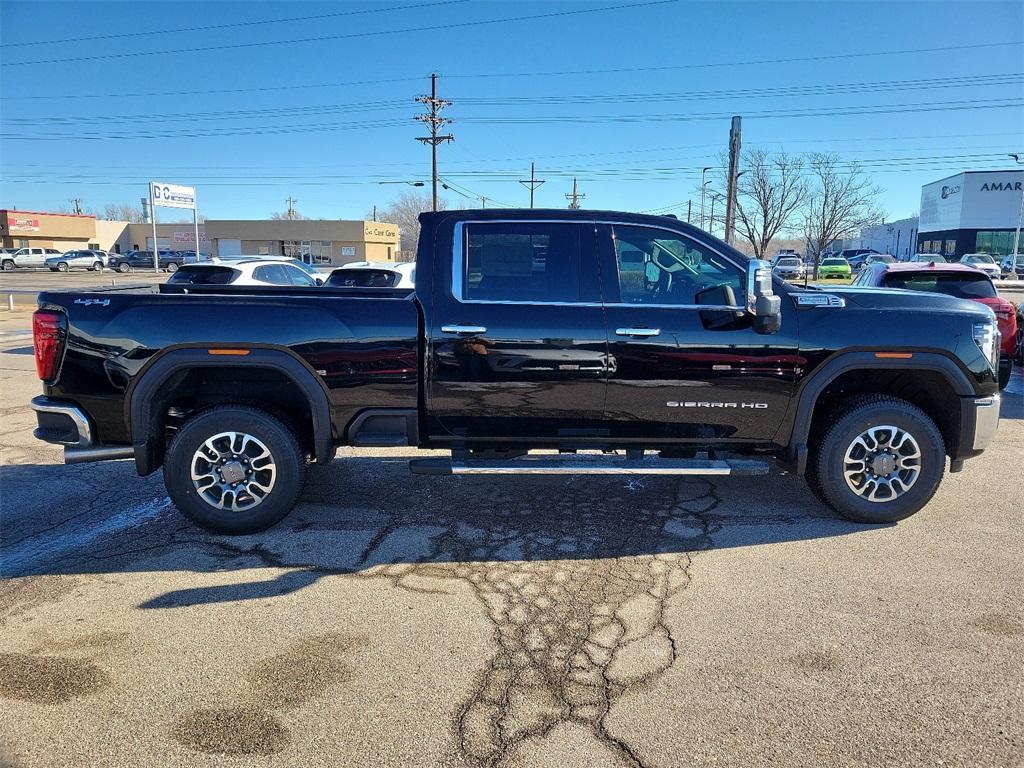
149,182,196,210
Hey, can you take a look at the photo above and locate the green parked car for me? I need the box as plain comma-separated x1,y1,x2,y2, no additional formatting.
818,256,852,279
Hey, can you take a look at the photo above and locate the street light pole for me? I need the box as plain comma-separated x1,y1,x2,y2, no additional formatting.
700,167,711,229
1011,154,1023,276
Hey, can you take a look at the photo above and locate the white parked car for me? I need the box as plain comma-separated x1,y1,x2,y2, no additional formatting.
771,256,805,280
46,250,109,272
324,261,416,288
2,247,63,270
165,258,322,287
959,253,1001,279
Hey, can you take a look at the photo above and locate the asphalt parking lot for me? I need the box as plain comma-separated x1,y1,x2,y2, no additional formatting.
0,309,1022,768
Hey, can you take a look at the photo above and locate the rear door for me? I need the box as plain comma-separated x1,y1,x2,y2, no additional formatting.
426,218,609,441
599,222,799,443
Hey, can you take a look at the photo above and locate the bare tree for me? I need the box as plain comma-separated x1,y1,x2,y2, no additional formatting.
734,149,808,259
372,190,447,253
101,202,144,222
800,153,884,278
270,209,308,220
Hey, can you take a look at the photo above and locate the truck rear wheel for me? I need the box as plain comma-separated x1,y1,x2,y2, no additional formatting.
164,405,306,534
809,395,945,524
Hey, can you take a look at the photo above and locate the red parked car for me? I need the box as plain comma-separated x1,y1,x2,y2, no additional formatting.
853,261,1017,389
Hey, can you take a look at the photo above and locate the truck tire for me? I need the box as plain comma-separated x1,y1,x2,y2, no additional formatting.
163,405,306,534
118,262,131,273
809,395,945,524
2,260,14,271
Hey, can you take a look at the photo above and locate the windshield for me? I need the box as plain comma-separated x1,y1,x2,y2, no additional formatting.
964,254,995,264
868,255,895,263
822,258,847,266
778,258,801,266
326,269,398,287
883,273,997,299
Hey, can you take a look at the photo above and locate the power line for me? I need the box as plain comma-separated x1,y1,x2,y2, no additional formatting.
11,72,1018,127
2,0,680,67
6,99,1019,142
0,0,468,48
453,73,1024,105
442,40,1024,80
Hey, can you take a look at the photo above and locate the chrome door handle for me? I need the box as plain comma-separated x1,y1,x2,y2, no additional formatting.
441,324,487,335
615,327,660,337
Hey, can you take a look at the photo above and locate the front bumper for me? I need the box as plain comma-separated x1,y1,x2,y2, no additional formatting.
30,396,133,463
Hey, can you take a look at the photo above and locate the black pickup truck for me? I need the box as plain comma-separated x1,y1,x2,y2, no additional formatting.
30,210,1001,533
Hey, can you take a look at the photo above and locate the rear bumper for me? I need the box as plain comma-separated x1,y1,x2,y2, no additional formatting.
30,396,133,463
955,394,1000,459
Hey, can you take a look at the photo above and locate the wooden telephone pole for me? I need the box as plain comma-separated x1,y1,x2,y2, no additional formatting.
565,178,585,209
519,163,546,208
415,73,454,212
723,116,742,245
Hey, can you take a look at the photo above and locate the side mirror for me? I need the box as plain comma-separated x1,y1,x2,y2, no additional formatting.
746,259,782,334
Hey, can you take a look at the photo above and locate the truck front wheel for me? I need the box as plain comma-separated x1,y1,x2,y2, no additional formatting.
164,405,306,534
809,395,945,524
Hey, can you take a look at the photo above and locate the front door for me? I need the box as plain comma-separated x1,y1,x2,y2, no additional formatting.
599,223,800,443
426,218,609,442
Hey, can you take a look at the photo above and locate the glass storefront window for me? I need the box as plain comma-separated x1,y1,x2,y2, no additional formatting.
944,239,956,256
974,231,1014,256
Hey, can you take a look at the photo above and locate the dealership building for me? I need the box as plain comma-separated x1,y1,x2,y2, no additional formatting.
917,169,1023,258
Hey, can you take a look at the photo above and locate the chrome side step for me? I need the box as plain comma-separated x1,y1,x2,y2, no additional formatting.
409,454,770,476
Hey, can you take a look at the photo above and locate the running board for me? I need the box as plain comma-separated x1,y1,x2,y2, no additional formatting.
409,454,770,476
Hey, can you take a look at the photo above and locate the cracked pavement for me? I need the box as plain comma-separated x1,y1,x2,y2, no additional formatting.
0,311,1022,767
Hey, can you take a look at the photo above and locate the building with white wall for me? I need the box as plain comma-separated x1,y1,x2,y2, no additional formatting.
917,169,1023,258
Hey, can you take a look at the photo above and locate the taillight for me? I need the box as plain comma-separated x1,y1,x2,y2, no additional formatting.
33,310,65,381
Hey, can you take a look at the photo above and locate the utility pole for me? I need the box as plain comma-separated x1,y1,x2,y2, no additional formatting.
700,167,711,229
372,205,377,222
687,199,692,224
565,177,585,209
286,196,297,220
519,162,546,208
723,116,742,246
70,198,83,215
415,73,454,213
479,197,488,209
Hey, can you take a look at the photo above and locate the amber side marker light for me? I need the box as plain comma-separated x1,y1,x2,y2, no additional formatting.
208,349,251,356
874,352,913,359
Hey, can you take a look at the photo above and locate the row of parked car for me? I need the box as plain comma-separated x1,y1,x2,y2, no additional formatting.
771,248,1024,281
0,246,207,273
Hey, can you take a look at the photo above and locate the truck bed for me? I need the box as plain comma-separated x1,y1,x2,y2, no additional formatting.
38,286,421,446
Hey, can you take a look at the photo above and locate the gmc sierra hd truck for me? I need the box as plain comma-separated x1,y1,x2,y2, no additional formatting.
30,210,1002,533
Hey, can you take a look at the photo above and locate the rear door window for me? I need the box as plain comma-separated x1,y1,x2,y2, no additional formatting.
461,222,583,303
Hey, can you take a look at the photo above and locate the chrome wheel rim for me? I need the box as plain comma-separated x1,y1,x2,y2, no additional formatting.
190,431,277,512
843,425,921,502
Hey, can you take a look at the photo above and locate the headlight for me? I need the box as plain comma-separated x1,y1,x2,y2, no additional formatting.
973,321,1000,371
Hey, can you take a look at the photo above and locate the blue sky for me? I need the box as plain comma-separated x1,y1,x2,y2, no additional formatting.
1,0,1022,223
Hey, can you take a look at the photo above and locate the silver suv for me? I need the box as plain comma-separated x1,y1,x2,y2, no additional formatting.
2,247,63,270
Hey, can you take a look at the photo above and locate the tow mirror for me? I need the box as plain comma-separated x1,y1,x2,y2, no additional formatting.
746,259,782,334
